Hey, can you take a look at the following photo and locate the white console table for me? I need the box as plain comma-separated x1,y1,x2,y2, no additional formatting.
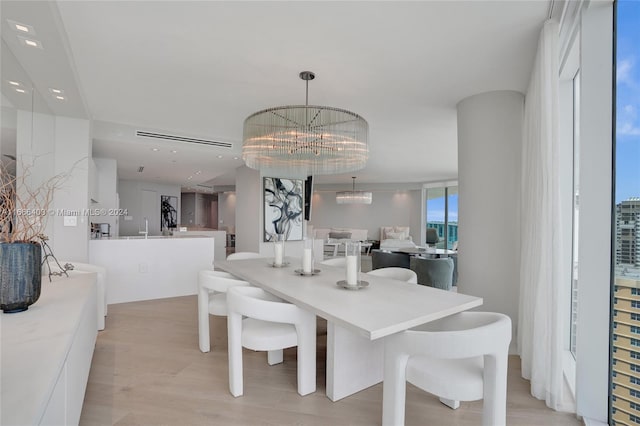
1,272,98,425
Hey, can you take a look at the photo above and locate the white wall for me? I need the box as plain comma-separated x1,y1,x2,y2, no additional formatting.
308,190,422,241
234,163,424,253
91,157,118,237
118,179,181,236
16,113,91,261
218,192,236,231
457,90,523,352
52,117,91,261
16,110,55,240
235,166,261,252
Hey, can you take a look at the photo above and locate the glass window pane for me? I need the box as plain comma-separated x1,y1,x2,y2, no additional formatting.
571,70,580,359
426,187,446,247
446,186,458,250
611,1,640,424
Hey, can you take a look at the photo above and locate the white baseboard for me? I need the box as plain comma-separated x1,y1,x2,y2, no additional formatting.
583,416,607,426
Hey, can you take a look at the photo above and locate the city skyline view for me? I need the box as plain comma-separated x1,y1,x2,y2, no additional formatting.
616,0,640,204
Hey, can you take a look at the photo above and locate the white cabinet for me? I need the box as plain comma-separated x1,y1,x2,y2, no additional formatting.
1,272,98,425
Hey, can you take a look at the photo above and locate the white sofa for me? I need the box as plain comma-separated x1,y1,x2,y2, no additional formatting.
379,226,417,251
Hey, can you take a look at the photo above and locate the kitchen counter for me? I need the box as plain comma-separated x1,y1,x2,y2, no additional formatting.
89,236,216,303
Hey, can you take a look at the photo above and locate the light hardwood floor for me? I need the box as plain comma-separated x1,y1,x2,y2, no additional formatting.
80,295,581,426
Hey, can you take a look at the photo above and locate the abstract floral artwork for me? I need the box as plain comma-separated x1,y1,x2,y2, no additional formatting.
160,195,178,230
264,177,303,242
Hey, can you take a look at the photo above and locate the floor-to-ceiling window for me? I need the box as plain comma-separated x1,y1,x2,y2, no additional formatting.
570,69,581,359
610,1,640,423
559,24,581,395
425,184,458,250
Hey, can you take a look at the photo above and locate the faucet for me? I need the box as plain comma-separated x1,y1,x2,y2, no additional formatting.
139,218,148,239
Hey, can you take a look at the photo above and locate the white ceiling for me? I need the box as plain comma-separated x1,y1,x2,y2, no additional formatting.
1,1,548,188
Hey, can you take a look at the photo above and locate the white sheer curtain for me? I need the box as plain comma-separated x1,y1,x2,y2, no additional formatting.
518,20,569,412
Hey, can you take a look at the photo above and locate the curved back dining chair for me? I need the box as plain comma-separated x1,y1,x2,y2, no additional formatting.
226,286,316,397
382,311,512,426
59,261,107,331
371,250,410,270
366,267,417,284
198,270,249,353
320,257,347,266
409,257,454,290
425,228,440,247
227,252,263,260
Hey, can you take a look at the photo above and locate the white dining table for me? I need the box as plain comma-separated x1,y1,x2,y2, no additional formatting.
214,257,482,401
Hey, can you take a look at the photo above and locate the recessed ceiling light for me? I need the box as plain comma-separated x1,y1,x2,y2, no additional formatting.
8,20,35,34
151,148,159,152
18,36,43,49
217,155,223,159
55,96,65,100
170,150,177,154
49,88,63,94
15,88,25,93
194,170,202,175
233,156,239,160
187,176,193,180
8,81,21,86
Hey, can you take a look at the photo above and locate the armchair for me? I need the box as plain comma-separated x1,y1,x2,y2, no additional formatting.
372,250,411,270
425,228,439,247
410,257,454,290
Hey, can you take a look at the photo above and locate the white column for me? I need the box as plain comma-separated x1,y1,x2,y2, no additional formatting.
235,166,261,253
457,90,524,352
575,3,613,422
52,116,91,261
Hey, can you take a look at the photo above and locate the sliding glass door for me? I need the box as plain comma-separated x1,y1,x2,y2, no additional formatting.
425,184,458,250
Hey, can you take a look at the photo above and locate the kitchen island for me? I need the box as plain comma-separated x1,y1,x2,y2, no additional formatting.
89,235,216,304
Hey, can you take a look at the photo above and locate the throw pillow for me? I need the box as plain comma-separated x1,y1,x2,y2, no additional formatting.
386,231,405,240
393,226,410,239
381,226,394,240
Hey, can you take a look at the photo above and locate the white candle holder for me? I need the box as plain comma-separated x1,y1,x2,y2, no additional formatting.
344,241,361,286
273,233,285,266
302,238,314,273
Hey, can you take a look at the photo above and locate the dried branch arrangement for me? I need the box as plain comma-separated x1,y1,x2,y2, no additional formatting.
0,158,72,243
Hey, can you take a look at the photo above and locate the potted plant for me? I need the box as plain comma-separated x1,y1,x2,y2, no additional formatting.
0,159,68,313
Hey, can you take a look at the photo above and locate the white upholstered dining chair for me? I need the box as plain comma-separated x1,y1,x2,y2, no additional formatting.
382,311,512,426
226,286,316,397
227,252,263,260
366,267,417,284
198,270,249,353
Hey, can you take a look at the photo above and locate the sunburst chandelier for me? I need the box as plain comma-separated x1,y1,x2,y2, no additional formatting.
242,71,369,177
